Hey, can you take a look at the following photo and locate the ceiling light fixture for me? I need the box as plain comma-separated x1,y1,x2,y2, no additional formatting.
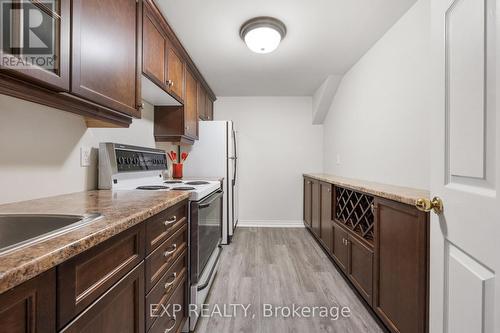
239,16,287,54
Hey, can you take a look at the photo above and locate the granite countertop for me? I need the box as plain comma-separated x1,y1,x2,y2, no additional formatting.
304,173,430,206
0,190,189,294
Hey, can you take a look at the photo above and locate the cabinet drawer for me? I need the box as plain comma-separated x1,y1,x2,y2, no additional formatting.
145,224,188,291
146,250,187,330
348,234,374,306
60,263,145,333
57,223,145,328
146,201,188,254
148,277,187,333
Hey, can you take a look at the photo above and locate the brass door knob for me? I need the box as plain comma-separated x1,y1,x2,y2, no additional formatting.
415,197,443,214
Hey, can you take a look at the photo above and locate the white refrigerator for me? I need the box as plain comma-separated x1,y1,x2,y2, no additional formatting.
183,121,238,244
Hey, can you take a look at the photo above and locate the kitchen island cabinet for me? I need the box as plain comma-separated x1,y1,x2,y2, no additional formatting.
303,174,429,333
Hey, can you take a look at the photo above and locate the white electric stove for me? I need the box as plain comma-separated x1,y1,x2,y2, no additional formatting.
98,142,223,332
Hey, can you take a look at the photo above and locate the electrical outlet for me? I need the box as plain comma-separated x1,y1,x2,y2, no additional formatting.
80,146,92,167
336,153,341,165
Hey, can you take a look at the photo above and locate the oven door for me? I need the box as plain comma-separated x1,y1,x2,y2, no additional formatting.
190,189,223,284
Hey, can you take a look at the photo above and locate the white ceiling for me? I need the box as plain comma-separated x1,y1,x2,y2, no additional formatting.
155,0,417,96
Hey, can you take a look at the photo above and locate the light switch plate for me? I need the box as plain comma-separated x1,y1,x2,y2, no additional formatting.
80,146,92,167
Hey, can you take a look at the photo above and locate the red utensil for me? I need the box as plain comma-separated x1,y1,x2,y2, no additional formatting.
181,152,188,162
170,151,177,162
167,152,175,162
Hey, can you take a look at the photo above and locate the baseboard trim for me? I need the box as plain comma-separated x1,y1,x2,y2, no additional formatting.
237,220,305,228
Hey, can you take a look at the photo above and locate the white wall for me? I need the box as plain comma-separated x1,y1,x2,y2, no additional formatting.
215,97,323,226
0,94,157,204
323,0,431,189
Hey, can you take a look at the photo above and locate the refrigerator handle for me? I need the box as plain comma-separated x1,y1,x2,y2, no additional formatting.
232,129,237,186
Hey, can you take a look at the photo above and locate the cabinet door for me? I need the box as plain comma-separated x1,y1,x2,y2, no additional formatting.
311,180,321,237
197,84,207,120
184,68,198,139
332,222,348,271
205,95,214,120
0,0,70,91
373,198,428,333
143,8,167,89
166,45,185,101
347,235,373,306
71,0,140,117
0,269,55,333
320,182,333,252
61,263,145,333
303,178,312,228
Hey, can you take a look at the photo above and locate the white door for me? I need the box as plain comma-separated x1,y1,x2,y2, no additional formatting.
430,0,499,332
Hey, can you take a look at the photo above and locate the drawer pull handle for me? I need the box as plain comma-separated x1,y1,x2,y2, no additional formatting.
164,272,177,290
164,216,177,227
165,315,176,332
164,244,177,257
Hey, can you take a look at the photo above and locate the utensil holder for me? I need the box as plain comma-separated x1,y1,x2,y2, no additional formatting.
172,163,183,179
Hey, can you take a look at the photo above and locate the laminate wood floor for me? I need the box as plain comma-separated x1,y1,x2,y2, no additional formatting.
194,227,385,333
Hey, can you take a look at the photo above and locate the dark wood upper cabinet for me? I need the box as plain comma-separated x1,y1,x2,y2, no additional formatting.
71,0,141,118
0,0,70,91
206,96,214,120
373,198,428,333
185,67,198,139
143,7,167,90
303,178,312,228
0,269,56,333
166,45,185,101
197,84,207,120
320,182,333,252
311,180,321,237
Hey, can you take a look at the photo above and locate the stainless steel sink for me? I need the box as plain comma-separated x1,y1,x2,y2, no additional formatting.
0,213,103,255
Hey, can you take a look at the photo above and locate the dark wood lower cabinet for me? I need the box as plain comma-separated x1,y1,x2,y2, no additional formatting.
0,269,56,333
60,263,145,333
0,199,189,333
303,176,429,333
303,178,312,228
331,222,349,271
311,180,321,237
320,182,333,252
347,234,373,306
373,198,428,333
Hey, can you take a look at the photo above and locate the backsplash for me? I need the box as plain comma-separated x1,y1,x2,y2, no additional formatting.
0,94,161,204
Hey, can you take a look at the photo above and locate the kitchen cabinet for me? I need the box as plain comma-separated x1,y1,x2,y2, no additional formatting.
57,223,145,328
71,0,141,118
60,263,145,333
320,182,333,252
143,6,167,90
0,269,56,333
197,85,215,121
347,234,373,306
303,178,312,228
373,198,428,333
206,96,214,120
331,222,348,271
184,68,198,139
311,180,321,237
166,46,185,101
0,0,70,91
0,0,141,127
302,176,429,333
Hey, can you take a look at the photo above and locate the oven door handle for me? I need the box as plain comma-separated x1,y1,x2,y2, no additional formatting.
198,190,223,209
197,245,223,291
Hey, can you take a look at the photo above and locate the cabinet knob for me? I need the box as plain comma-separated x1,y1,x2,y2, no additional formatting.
167,80,174,87
163,216,177,227
163,244,177,258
